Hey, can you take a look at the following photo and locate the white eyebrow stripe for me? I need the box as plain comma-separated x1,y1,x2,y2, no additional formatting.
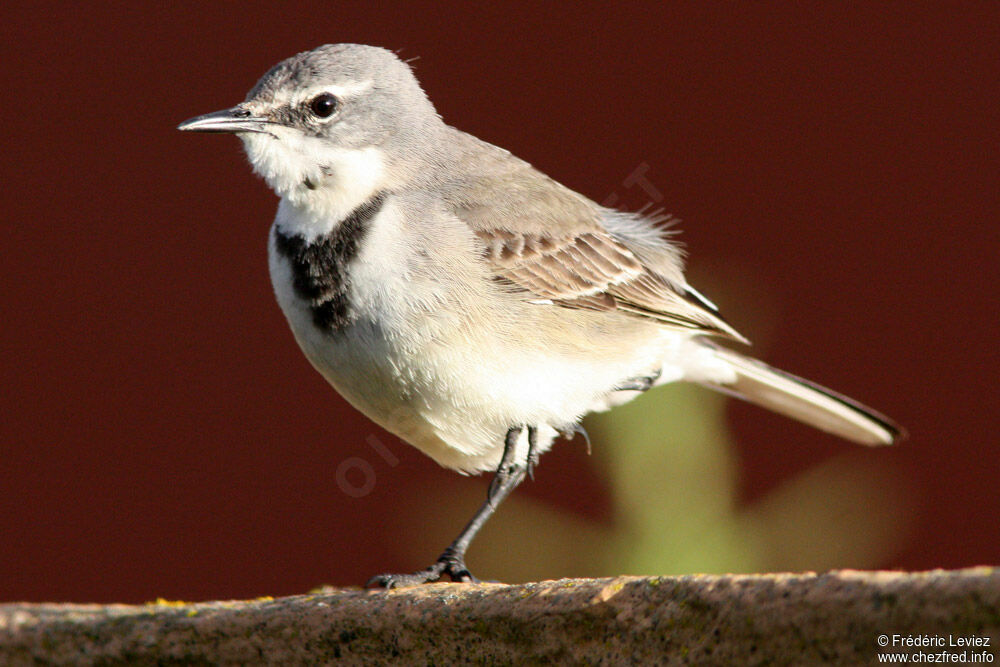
293,80,374,105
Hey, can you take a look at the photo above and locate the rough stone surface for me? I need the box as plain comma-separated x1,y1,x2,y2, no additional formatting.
0,569,997,665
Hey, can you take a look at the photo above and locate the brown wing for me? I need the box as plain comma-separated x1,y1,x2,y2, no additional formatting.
473,226,747,342
443,129,746,341
481,229,641,300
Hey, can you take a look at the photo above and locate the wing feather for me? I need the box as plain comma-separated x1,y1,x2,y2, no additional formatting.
442,133,746,341
473,225,746,342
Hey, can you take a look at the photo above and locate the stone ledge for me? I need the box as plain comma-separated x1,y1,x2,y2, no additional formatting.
1,569,997,665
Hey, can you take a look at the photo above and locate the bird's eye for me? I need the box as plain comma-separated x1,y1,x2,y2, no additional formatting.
308,93,339,118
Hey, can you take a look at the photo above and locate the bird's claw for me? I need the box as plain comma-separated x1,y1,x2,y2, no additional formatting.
366,554,479,589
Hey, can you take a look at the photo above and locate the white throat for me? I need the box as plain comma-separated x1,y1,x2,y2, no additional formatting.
241,130,386,240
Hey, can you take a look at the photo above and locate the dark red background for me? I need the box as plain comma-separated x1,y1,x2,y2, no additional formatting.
2,3,996,602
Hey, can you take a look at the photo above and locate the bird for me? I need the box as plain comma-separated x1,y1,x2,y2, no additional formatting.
178,43,903,588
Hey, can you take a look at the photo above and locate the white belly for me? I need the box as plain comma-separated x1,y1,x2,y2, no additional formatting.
266,200,716,473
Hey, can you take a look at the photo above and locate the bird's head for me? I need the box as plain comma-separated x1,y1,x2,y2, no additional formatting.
179,44,438,214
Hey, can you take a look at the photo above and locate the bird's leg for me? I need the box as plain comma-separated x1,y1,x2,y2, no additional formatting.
525,425,540,481
487,426,523,506
367,426,529,588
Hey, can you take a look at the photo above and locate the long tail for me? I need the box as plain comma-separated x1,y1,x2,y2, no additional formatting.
701,345,905,446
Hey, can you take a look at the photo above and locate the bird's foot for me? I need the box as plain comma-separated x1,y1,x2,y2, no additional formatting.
366,551,478,589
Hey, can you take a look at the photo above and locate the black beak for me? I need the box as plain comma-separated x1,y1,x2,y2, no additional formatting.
177,106,272,134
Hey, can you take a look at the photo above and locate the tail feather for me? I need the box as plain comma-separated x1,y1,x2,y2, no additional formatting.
702,346,905,446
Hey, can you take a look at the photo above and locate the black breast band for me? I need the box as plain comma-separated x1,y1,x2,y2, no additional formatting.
274,192,386,332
